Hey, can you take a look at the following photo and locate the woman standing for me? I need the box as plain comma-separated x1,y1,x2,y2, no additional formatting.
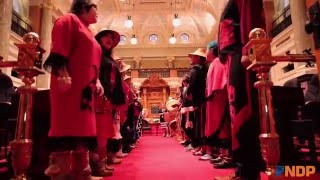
43,0,110,179
94,29,126,166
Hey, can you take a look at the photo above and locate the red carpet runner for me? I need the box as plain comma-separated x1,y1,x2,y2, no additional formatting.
105,135,234,180
105,135,319,180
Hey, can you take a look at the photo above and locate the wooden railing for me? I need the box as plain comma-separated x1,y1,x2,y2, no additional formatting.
138,69,170,78
177,69,190,77
135,68,190,78
270,6,292,38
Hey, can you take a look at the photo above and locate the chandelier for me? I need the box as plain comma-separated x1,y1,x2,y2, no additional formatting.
130,34,137,45
124,16,133,28
169,34,176,44
172,14,181,27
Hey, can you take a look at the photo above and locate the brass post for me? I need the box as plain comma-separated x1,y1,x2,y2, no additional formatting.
0,32,45,180
244,28,280,178
244,28,316,178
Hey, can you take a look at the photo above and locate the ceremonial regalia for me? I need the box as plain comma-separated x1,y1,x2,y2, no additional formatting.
217,0,266,178
205,57,229,140
47,13,101,141
187,49,208,147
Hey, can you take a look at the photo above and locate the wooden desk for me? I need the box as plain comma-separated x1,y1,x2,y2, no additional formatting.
149,122,160,136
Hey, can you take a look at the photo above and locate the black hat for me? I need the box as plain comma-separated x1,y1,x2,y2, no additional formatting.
94,28,120,48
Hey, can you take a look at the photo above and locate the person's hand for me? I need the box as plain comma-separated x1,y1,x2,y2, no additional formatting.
185,120,193,129
96,79,104,96
241,55,251,68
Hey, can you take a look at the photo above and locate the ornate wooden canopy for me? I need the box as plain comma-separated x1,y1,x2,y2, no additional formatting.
140,73,170,119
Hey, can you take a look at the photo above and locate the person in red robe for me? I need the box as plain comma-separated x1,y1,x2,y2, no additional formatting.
200,42,231,165
43,0,111,178
214,0,266,179
94,29,127,167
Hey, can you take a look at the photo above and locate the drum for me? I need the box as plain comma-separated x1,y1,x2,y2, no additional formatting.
164,112,176,123
165,98,180,113
165,98,179,123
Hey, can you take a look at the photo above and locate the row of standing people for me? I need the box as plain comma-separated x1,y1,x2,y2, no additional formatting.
178,0,267,179
43,0,143,179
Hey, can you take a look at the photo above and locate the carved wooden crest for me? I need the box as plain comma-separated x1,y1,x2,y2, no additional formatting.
141,73,168,87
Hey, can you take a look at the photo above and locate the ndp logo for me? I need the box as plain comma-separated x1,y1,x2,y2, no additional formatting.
276,166,316,177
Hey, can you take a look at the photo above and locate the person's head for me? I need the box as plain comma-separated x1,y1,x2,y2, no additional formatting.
95,29,120,51
206,41,218,63
70,0,98,24
188,48,206,65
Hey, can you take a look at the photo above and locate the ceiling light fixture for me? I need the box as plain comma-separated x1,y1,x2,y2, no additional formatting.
172,14,181,27
130,34,137,45
124,16,133,28
169,34,176,44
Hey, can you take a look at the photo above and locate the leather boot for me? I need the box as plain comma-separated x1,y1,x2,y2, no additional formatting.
44,151,71,180
107,153,122,164
97,147,114,171
89,152,113,177
70,150,91,180
115,151,128,158
103,158,114,171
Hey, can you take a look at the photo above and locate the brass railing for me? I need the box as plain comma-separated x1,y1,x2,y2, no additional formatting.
270,6,292,38
11,12,32,37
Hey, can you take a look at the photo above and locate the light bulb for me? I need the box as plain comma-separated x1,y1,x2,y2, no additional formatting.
125,19,133,28
131,36,137,45
169,36,176,44
172,14,181,27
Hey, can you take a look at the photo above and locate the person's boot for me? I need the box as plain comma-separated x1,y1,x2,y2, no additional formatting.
44,151,71,180
101,157,114,171
89,152,113,177
115,150,128,158
107,152,122,164
96,147,114,171
70,150,91,180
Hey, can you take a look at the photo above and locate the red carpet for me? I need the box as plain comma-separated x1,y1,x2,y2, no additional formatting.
104,135,320,180
105,135,233,180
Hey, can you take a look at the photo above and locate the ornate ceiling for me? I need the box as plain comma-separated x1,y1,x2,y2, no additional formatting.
52,0,227,48
49,0,227,70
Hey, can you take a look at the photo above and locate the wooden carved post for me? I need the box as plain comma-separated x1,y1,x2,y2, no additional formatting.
162,87,166,103
244,28,316,178
0,32,45,180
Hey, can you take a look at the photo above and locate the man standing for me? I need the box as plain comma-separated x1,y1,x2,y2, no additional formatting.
215,0,266,179
187,48,208,150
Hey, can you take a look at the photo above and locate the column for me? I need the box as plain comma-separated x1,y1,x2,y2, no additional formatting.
133,56,141,69
290,0,313,54
166,56,175,68
0,0,13,74
36,0,53,89
143,88,147,109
